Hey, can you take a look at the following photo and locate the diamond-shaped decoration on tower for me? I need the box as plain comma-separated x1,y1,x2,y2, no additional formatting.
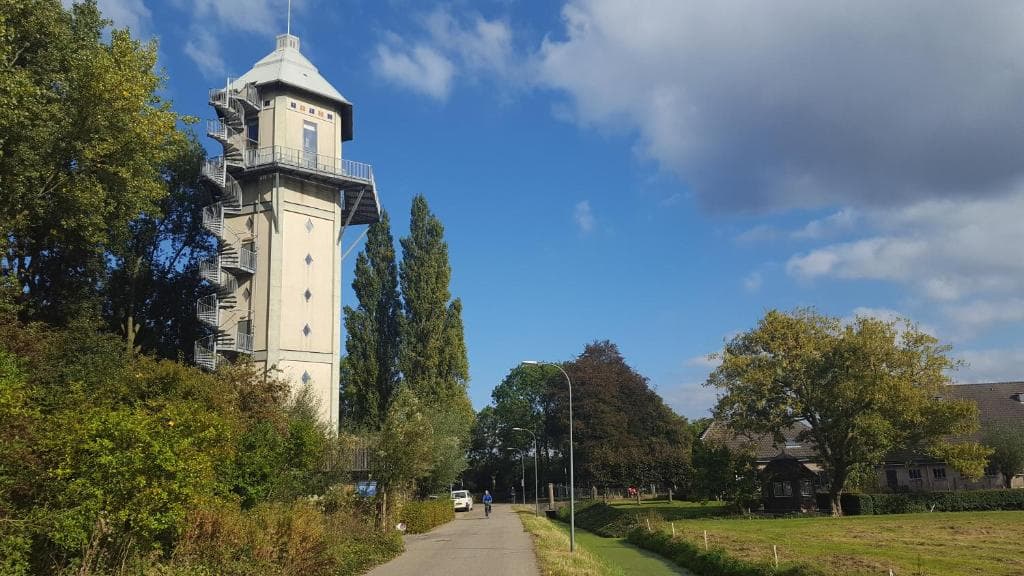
305,218,314,233
301,371,311,385
304,288,312,301
304,253,313,265
302,324,311,336
243,287,252,301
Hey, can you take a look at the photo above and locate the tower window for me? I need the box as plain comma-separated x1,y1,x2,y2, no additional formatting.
263,99,271,107
303,121,318,157
246,121,259,146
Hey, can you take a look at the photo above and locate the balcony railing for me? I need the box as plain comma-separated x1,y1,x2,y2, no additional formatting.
245,146,374,184
236,330,254,354
240,246,257,273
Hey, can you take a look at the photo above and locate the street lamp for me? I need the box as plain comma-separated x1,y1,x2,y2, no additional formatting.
512,427,540,516
505,448,525,505
522,360,575,553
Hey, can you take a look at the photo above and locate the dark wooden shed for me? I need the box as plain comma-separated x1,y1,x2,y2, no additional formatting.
760,453,818,513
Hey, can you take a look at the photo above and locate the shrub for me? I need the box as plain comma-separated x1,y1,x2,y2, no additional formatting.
870,489,1024,515
399,499,454,534
626,528,826,576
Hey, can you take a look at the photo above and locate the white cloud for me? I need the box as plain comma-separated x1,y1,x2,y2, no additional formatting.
661,381,720,420
183,27,226,79
374,44,455,100
792,209,858,240
734,224,777,246
954,348,1024,384
63,0,152,33
537,0,1024,212
743,272,762,293
573,200,595,233
373,8,514,100
185,0,286,35
943,299,1024,337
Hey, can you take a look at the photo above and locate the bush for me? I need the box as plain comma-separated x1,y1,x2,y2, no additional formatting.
870,489,1024,515
626,528,826,576
399,499,454,534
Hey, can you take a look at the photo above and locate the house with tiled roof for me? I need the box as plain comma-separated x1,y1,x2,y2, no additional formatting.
701,382,1024,493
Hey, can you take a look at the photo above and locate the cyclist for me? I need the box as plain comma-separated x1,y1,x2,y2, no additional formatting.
482,490,493,518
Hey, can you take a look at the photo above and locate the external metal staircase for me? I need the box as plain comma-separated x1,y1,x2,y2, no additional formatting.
195,79,261,370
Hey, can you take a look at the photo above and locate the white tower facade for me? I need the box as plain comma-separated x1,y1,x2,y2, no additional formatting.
196,34,380,429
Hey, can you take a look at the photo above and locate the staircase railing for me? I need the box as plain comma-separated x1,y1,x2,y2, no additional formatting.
199,256,221,285
196,294,219,327
202,202,223,237
194,335,217,371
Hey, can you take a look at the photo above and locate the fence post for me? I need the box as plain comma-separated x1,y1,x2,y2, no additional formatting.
671,522,676,537
547,483,555,510
773,545,779,568
704,530,709,551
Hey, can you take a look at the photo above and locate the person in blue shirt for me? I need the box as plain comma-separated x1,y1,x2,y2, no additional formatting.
482,490,493,517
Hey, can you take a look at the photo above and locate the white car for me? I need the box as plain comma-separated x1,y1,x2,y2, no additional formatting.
451,490,473,512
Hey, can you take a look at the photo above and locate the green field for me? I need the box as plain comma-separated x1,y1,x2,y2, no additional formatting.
650,509,1024,575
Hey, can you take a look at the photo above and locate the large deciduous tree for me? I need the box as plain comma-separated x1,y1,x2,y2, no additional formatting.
397,195,473,491
708,309,989,516
0,0,186,324
342,210,401,431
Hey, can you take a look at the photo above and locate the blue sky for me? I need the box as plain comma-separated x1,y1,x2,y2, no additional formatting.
94,0,1024,419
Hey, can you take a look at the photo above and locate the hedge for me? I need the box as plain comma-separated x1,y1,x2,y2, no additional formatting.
399,499,455,534
816,489,1024,516
626,528,826,576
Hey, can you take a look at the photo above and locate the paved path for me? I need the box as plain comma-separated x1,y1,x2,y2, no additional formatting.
366,503,539,576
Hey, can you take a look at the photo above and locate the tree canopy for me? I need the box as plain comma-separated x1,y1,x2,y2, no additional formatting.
708,308,989,515
982,422,1024,489
1,0,188,324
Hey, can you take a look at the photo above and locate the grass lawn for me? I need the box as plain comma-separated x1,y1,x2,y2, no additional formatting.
659,510,1024,575
570,526,690,576
608,499,732,520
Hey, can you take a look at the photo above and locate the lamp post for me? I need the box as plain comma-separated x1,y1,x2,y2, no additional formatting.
522,360,575,553
506,448,525,505
512,427,540,516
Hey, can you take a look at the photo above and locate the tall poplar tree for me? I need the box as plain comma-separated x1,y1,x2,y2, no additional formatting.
342,210,401,431
398,195,473,491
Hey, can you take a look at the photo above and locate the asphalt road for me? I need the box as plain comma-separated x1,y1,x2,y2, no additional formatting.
366,503,540,576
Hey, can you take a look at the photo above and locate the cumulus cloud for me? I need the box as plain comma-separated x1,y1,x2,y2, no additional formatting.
374,44,455,100
184,27,226,79
954,348,1024,384
573,200,595,233
537,0,1024,212
792,209,858,240
63,0,152,33
372,8,514,100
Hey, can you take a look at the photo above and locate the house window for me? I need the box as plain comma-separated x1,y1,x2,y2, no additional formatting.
263,99,271,107
772,481,792,498
985,463,999,477
800,479,813,497
908,468,922,480
933,467,947,480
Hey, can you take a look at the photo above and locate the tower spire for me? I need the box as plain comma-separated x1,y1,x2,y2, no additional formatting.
287,0,291,35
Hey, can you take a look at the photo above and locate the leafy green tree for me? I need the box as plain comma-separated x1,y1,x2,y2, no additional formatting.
397,196,474,491
708,309,990,516
342,210,401,431
982,422,1024,489
371,386,435,524
0,0,187,324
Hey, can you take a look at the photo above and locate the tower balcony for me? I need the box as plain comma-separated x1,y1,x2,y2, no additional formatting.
221,245,257,274
235,328,254,354
243,146,380,225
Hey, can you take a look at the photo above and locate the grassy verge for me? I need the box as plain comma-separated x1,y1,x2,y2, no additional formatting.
573,527,688,575
517,511,623,576
653,510,1024,575
564,501,733,537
